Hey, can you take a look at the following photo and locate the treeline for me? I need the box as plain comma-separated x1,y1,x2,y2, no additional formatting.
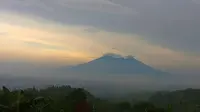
149,88,200,112
0,85,167,112
2,86,200,112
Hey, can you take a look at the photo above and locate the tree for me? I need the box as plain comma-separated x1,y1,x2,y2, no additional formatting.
132,102,165,112
116,102,131,112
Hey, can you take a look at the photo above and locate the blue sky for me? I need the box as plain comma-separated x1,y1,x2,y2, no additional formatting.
0,0,200,73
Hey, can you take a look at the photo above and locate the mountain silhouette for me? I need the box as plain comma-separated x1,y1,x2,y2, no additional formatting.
64,53,167,75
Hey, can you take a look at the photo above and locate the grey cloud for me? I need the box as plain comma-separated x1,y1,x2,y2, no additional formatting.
0,0,135,32
84,27,100,33
1,0,200,53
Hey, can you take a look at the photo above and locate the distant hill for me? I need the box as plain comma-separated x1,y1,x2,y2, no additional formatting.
62,53,167,75
149,88,200,112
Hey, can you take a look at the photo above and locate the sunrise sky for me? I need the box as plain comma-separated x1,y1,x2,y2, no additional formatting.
1,0,200,73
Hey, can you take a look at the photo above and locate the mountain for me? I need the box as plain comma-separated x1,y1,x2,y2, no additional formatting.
63,53,166,75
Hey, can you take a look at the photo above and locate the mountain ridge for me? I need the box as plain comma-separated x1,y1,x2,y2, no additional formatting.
62,53,167,75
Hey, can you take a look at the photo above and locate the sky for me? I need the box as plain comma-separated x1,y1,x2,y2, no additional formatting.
0,0,200,74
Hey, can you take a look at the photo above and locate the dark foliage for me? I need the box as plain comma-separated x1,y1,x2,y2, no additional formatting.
149,88,200,112
0,86,165,112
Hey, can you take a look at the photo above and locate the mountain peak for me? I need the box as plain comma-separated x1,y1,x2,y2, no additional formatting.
64,53,166,75
102,53,136,60
103,53,124,58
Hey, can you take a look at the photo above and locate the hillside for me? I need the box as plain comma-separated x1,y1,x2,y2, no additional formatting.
149,88,200,112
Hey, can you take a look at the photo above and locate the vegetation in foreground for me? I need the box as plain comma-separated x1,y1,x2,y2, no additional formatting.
0,86,200,112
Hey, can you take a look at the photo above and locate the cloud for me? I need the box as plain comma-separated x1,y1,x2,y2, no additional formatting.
0,0,136,33
108,0,200,54
1,0,200,54
192,0,200,4
0,0,136,15
0,11,200,73
23,41,66,50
